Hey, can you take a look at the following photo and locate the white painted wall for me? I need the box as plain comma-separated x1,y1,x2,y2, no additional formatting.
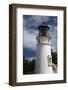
0,0,68,90
35,36,53,74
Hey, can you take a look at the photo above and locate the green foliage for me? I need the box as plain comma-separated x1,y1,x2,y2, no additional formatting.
23,58,35,75
51,49,57,64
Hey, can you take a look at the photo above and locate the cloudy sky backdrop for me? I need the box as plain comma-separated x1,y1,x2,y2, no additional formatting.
23,15,57,58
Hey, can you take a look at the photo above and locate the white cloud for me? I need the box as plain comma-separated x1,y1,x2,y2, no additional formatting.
32,16,50,25
23,16,57,52
49,25,57,52
23,29,38,51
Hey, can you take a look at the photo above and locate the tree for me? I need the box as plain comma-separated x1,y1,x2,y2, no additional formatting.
23,58,29,74
51,49,57,64
23,57,35,74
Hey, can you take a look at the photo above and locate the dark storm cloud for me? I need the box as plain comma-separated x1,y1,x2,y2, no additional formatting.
23,15,57,57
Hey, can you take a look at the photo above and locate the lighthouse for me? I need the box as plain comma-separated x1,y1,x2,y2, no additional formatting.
35,23,53,74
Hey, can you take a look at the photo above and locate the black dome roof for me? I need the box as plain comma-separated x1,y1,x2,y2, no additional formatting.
38,22,49,30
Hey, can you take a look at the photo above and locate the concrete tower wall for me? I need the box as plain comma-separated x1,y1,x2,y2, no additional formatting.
35,36,53,74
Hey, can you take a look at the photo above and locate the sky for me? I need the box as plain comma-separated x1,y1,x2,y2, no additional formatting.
23,15,57,58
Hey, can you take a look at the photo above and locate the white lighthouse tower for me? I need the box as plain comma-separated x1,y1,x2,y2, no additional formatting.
35,23,53,74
